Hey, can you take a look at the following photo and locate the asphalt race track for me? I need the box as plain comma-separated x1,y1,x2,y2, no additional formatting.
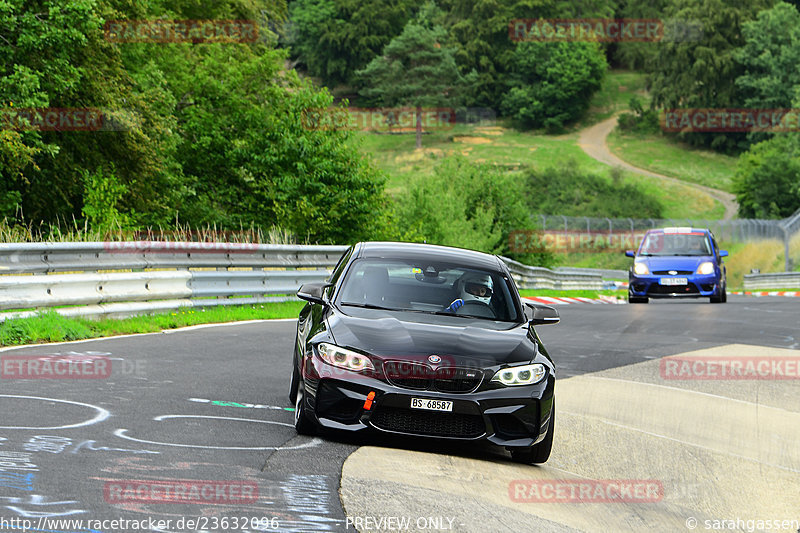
0,296,798,533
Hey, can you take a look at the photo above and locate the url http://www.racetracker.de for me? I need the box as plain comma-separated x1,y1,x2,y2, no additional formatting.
0,515,282,532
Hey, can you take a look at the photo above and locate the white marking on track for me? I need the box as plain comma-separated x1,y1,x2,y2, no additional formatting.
114,415,321,450
0,395,110,430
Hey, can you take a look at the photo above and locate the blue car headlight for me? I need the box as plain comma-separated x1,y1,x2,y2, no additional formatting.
633,262,650,275
696,262,715,275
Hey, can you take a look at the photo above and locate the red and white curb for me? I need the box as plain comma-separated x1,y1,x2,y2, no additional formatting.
733,291,800,297
524,295,626,305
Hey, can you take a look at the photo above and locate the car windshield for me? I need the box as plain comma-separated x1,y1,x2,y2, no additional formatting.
337,258,521,322
639,232,711,256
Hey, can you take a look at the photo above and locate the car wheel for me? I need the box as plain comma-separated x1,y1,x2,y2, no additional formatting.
288,360,299,404
710,283,726,304
628,295,649,304
510,403,554,465
294,384,316,436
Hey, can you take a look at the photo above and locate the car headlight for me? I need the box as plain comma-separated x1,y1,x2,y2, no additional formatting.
491,363,546,386
317,343,375,372
696,262,715,275
633,262,650,275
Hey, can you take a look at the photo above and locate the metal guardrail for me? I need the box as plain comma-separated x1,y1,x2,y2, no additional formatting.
500,257,603,290
743,272,800,290
0,243,606,321
535,207,800,271
555,266,628,281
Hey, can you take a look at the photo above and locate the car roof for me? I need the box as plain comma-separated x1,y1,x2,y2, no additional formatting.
646,227,711,235
354,241,503,271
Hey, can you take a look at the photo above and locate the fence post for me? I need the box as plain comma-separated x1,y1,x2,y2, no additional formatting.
784,226,791,272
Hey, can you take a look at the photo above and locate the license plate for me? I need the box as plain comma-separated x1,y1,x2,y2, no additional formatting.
410,398,453,412
660,277,688,286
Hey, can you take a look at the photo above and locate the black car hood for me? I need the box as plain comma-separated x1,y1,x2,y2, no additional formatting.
326,309,535,366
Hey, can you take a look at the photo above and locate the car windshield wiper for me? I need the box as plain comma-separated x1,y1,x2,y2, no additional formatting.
339,302,408,312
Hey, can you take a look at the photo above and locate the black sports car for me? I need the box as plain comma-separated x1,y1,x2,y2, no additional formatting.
289,242,558,464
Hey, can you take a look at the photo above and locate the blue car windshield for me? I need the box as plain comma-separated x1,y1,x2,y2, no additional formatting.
639,233,711,256
336,258,521,322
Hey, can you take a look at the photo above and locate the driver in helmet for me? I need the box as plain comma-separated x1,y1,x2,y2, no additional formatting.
446,272,493,312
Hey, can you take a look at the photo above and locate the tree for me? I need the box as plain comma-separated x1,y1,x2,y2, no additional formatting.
648,0,774,152
440,0,614,110
395,157,552,266
736,3,800,109
357,5,476,148
733,135,800,219
501,41,607,131
287,0,416,86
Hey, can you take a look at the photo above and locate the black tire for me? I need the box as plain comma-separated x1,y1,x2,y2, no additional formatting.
288,361,300,404
511,403,554,465
710,283,726,304
293,386,316,436
628,295,649,304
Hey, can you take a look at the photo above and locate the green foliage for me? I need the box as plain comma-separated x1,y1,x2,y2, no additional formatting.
440,0,614,110
733,135,800,218
525,160,664,218
617,96,661,134
287,0,416,86
613,0,669,70
357,8,477,147
735,2,800,144
501,41,607,132
648,0,774,152
393,157,553,266
81,167,135,232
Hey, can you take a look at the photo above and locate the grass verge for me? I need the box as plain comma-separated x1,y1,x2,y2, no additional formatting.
606,129,737,193
0,302,305,347
519,289,627,299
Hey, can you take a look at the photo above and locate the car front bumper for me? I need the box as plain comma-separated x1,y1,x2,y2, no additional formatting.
629,273,721,298
301,358,555,448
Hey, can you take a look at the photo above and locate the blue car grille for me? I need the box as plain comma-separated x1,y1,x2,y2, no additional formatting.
652,270,694,275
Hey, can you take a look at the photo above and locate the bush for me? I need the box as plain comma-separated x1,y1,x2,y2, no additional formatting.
501,41,607,132
524,160,664,218
617,96,661,134
733,135,800,219
393,157,553,266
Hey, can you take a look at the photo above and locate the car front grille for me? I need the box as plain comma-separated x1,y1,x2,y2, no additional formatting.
383,362,482,393
648,283,700,295
370,406,485,438
652,270,693,275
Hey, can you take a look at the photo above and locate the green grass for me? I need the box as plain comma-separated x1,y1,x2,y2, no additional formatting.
740,288,800,293
0,302,305,347
577,70,651,127
607,129,738,193
519,289,626,299
354,71,725,221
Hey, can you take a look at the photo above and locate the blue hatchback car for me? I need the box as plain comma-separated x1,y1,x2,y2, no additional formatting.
625,228,728,304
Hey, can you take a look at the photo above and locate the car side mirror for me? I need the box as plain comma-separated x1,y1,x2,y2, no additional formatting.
297,282,333,305
719,250,728,258
524,302,560,325
625,250,635,258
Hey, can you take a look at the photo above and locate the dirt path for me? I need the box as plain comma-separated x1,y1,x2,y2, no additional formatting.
577,115,738,220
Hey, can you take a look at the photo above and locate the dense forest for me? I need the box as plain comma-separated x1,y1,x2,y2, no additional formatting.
2,0,800,260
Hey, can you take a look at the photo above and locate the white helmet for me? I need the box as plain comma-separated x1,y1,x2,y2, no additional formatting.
458,272,493,304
